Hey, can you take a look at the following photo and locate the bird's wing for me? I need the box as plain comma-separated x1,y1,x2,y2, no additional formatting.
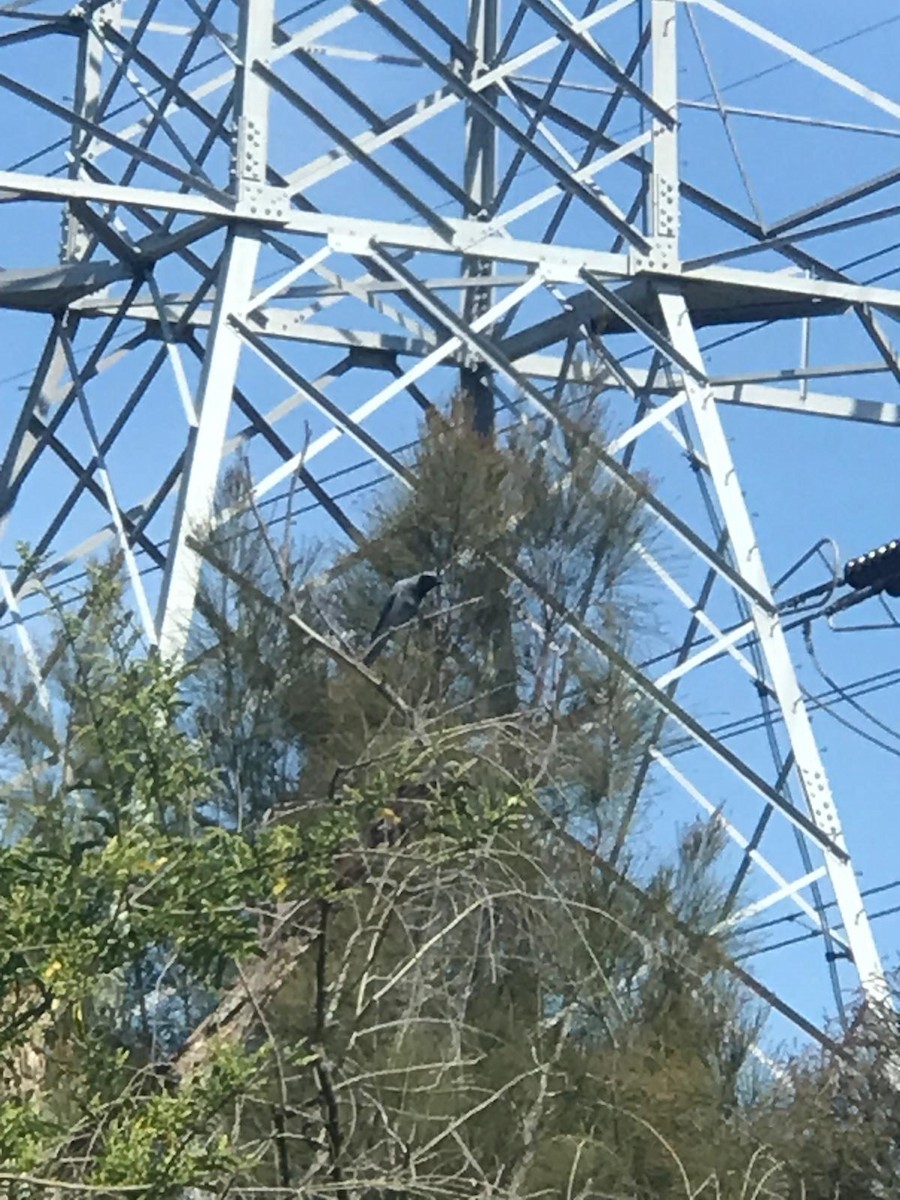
369,591,397,643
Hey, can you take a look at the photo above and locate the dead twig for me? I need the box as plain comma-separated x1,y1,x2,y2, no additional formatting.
287,614,414,722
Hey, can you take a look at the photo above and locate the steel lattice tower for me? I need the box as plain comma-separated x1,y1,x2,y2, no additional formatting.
1,0,899,1046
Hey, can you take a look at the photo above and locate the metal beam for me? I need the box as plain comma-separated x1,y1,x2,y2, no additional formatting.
67,293,900,430
353,0,654,253
650,0,679,256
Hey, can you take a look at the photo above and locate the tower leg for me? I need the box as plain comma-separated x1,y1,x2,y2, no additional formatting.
461,0,499,436
156,230,261,658
657,285,890,1011
157,0,275,659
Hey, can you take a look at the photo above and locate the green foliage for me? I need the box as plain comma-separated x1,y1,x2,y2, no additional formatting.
0,816,358,1012
0,1098,57,1171
0,564,376,1187
90,1044,263,1194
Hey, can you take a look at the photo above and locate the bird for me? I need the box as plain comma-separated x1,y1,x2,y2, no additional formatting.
363,571,441,666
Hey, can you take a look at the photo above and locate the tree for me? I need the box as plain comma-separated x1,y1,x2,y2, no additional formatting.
0,392,896,1198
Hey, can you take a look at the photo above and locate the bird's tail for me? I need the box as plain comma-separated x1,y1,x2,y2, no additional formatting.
362,637,385,667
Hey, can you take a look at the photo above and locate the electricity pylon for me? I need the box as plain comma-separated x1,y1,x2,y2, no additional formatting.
1,0,898,1041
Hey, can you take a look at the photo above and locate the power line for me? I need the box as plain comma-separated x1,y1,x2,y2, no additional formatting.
745,876,900,940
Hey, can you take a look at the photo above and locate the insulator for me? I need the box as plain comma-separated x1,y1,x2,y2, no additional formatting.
844,539,900,592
